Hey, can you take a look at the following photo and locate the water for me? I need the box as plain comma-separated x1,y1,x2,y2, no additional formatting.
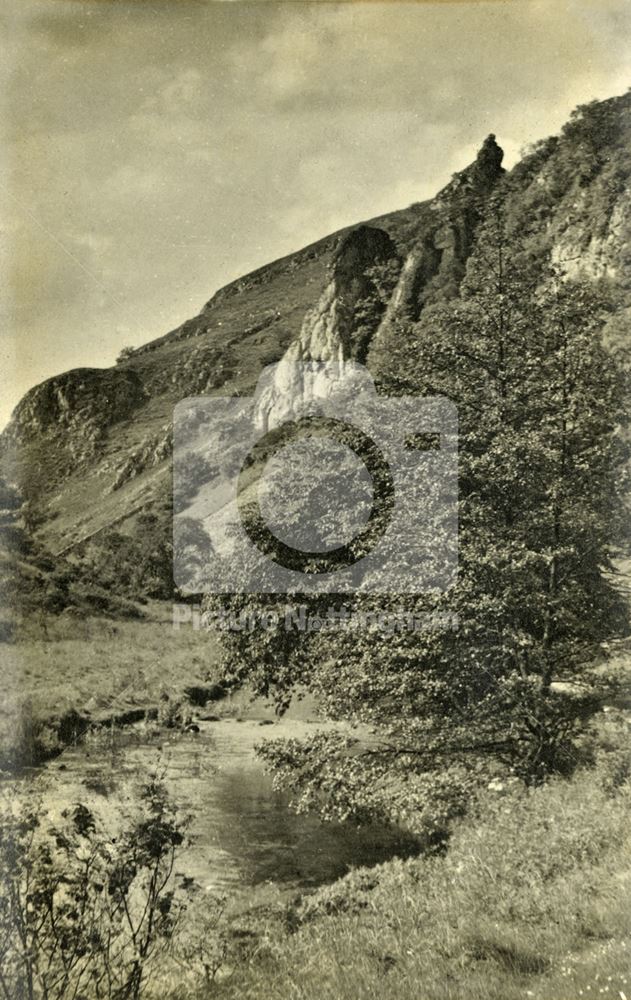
39,718,419,893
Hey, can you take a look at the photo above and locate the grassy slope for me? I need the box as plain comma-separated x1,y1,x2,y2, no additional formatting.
0,604,222,762
205,710,631,1000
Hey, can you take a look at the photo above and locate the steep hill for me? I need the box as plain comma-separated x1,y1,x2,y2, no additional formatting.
1,90,629,603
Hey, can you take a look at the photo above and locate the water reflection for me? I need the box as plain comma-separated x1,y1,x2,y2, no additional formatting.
43,719,419,892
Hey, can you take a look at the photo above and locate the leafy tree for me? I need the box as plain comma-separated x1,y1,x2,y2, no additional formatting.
81,502,174,600
212,199,629,832
173,516,214,592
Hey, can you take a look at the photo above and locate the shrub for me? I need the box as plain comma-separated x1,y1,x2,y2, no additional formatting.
0,777,188,1000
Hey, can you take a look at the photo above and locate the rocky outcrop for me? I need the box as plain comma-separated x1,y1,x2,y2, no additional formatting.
7,368,145,436
509,92,631,284
376,134,505,334
550,188,631,281
102,424,173,492
141,342,235,395
254,225,400,429
2,368,147,467
293,224,399,361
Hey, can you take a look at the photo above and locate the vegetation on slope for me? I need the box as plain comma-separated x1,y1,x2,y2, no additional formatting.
204,716,631,1000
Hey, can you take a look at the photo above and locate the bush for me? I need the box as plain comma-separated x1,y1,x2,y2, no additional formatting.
0,700,61,769
0,777,188,1000
157,688,192,730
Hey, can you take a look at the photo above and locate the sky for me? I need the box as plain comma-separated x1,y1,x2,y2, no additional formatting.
1,0,629,428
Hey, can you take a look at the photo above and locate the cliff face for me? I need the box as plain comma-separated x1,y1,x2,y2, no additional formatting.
255,137,505,430
1,90,629,575
549,179,630,282
254,225,399,430
508,93,630,284
5,368,145,441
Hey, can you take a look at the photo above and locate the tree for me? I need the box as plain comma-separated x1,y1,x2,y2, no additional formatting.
82,502,175,600
372,200,629,696
213,199,629,833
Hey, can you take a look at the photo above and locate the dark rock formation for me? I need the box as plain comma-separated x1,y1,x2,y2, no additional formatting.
296,224,400,361
470,133,504,190
7,368,145,438
375,134,505,335
0,368,149,504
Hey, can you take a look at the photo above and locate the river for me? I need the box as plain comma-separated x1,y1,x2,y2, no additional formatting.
34,716,419,894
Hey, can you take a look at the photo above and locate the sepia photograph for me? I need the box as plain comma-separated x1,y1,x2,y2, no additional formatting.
1,1,630,997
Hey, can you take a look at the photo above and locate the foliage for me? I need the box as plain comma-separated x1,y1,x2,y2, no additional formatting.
0,777,187,1000
372,200,630,687
81,501,174,600
558,94,630,187
173,517,213,592
173,451,218,509
210,196,630,830
0,519,141,621
171,891,229,991
350,257,402,361
116,346,136,363
0,478,21,511
0,699,68,770
156,687,194,730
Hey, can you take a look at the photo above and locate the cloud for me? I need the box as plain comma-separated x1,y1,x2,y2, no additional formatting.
104,163,166,200
2,0,630,427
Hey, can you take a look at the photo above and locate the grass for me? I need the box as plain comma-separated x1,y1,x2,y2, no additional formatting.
180,712,631,1000
0,602,222,764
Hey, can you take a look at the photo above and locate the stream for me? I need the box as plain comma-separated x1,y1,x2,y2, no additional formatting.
33,717,419,894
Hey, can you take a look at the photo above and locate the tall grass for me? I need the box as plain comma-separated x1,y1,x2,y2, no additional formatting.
0,604,222,765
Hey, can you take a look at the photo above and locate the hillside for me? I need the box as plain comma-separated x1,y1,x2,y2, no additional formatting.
1,87,631,1000
0,90,629,602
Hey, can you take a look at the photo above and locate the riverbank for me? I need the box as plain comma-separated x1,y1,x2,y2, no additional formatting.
0,603,227,768
183,707,631,1000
